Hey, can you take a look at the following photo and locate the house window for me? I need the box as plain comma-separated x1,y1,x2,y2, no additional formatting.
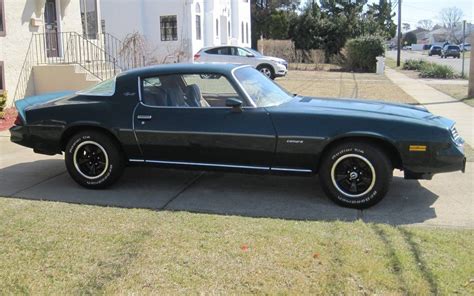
161,15,178,41
80,0,98,39
0,0,5,36
241,22,244,43
196,15,201,40
195,3,201,40
216,19,219,37
246,23,249,44
0,61,4,93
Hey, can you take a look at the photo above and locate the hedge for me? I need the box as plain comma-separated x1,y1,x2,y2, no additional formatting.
345,36,385,72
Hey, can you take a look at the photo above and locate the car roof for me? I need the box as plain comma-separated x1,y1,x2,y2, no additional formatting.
120,63,247,78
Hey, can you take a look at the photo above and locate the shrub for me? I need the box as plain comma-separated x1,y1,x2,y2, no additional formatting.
345,35,385,72
402,59,428,71
0,92,7,119
419,63,457,79
257,39,325,64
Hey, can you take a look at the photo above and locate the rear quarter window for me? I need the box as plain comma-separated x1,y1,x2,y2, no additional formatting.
77,78,116,96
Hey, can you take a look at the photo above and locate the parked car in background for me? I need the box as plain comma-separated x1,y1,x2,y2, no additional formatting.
194,46,288,79
428,45,442,56
10,64,466,209
441,45,461,58
458,43,471,52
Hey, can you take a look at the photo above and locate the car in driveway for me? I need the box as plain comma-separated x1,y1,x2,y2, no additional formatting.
10,64,466,209
428,45,442,56
194,46,287,79
441,45,461,58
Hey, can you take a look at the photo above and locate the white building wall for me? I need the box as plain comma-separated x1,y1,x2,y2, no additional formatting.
0,0,85,105
100,0,251,63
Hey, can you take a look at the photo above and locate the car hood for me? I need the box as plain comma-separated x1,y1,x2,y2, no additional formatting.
262,56,287,63
278,96,438,121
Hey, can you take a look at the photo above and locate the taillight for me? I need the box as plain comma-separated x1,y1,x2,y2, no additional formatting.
194,53,200,61
14,114,23,126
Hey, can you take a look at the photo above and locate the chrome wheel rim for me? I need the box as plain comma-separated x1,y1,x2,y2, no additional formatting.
330,154,376,198
260,67,272,77
73,141,109,180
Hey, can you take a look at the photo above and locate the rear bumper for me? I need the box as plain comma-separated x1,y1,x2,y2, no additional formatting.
10,125,61,155
10,125,32,149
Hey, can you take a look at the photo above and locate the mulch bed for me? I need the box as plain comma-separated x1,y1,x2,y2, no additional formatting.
0,108,18,131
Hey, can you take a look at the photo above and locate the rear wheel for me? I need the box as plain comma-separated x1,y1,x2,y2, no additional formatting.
65,131,125,188
319,142,392,209
257,65,275,79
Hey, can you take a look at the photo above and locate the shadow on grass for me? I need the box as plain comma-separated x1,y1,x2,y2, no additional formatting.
1,159,439,225
371,225,409,294
398,228,439,294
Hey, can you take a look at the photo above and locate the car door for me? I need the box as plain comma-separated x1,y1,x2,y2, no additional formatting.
133,73,276,168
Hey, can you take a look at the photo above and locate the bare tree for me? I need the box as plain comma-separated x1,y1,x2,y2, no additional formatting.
439,7,463,42
417,19,434,31
439,7,463,29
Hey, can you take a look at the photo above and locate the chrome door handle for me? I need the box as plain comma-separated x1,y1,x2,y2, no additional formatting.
137,115,152,120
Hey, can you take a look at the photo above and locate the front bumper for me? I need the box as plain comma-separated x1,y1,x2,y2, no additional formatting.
403,143,466,179
275,63,288,77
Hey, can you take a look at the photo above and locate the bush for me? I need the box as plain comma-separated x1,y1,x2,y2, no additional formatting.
0,92,7,119
345,35,385,72
402,59,428,71
257,39,325,64
419,63,457,79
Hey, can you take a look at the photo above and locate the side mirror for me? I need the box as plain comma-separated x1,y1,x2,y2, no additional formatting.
246,54,255,58
226,98,243,112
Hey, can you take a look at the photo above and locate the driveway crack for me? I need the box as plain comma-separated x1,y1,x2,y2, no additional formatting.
160,172,204,210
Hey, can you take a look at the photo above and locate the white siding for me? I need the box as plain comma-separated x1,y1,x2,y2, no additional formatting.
100,0,251,63
0,0,85,105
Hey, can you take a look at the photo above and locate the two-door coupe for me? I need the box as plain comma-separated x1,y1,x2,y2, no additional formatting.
10,64,466,208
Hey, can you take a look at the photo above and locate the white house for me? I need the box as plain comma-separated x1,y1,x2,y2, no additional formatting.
100,0,252,63
0,0,103,105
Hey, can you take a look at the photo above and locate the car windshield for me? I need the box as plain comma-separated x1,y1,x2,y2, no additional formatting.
245,48,263,57
234,66,293,107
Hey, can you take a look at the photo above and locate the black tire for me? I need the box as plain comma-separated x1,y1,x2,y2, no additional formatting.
319,142,393,209
257,64,275,79
65,131,125,189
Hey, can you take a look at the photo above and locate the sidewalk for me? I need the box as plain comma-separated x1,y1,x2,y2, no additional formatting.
385,68,474,147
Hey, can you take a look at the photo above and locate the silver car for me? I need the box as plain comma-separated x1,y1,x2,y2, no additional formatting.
194,46,288,79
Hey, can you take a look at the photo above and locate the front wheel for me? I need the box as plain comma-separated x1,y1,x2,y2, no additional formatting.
65,131,125,189
319,142,393,209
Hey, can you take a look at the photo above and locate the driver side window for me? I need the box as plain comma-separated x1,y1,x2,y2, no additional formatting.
141,73,246,108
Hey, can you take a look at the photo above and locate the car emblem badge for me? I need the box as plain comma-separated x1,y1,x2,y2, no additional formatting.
286,139,304,144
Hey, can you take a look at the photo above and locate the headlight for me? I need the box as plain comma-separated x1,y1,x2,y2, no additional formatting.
450,125,464,146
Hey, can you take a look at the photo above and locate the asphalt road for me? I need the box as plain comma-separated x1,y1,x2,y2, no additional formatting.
386,50,470,77
1,132,473,228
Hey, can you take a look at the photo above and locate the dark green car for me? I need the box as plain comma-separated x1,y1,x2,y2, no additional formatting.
10,64,466,208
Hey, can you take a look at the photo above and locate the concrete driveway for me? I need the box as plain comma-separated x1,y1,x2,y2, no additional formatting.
386,50,470,77
1,131,473,228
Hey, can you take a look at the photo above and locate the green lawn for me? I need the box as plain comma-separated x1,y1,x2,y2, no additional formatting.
1,198,472,294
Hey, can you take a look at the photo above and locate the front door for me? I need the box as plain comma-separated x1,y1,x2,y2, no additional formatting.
44,0,59,58
133,73,276,169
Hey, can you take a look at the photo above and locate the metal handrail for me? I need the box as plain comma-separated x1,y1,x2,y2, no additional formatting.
12,32,145,103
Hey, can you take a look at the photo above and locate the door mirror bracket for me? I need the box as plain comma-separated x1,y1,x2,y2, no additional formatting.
226,98,243,112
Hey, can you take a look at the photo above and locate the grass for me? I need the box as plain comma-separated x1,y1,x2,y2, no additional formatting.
277,70,417,104
429,84,474,107
0,198,473,294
